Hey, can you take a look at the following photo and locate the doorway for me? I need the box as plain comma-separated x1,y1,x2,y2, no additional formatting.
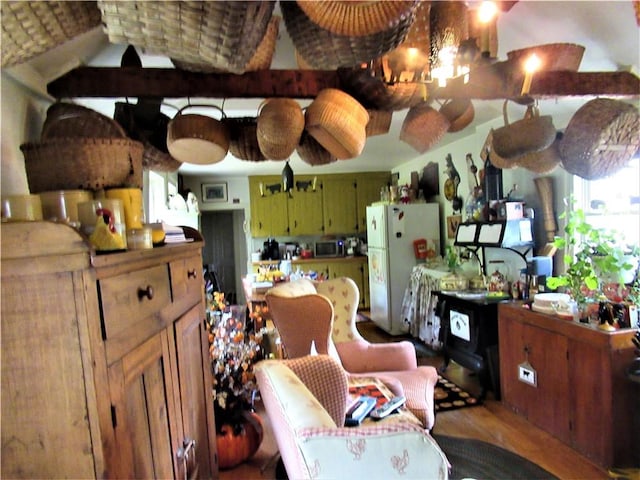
200,209,247,305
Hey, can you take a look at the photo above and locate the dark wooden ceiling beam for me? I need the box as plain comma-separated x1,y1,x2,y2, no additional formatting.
47,66,640,100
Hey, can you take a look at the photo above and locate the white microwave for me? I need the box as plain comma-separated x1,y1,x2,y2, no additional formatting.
315,240,345,258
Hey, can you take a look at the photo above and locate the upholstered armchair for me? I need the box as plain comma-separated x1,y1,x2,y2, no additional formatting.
265,277,439,430
255,355,450,480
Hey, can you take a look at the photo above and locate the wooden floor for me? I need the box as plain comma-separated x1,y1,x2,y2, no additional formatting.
220,319,609,480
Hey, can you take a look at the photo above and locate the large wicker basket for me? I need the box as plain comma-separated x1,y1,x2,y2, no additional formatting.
400,102,450,153
21,138,144,193
296,130,337,166
507,43,585,72
257,99,305,160
42,102,127,140
281,1,416,70
305,89,369,160
1,1,101,68
98,0,275,74
492,101,556,159
559,98,640,180
224,117,266,162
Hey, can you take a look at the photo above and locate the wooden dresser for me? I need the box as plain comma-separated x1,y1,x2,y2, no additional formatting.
1,221,217,479
498,302,638,468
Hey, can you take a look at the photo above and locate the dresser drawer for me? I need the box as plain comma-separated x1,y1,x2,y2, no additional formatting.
170,255,203,303
99,264,172,340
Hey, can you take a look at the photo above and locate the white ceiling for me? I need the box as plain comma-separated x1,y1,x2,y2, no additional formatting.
7,1,640,178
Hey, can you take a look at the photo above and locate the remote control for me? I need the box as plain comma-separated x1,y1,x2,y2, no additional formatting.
369,396,406,420
345,396,377,426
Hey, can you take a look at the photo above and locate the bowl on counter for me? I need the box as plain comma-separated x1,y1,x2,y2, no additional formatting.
300,249,313,259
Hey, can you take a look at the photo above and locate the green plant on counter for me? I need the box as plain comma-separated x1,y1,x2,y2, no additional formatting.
546,198,639,311
446,244,461,273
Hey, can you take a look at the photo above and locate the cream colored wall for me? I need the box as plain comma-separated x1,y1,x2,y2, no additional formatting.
1,73,49,195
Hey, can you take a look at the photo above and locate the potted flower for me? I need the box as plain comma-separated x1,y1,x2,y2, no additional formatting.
546,200,639,326
206,292,265,469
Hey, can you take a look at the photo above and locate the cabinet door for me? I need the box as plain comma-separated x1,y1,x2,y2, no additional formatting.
108,330,183,479
328,262,366,309
356,174,389,233
322,177,357,234
498,318,571,444
171,304,217,479
249,176,289,236
288,175,324,235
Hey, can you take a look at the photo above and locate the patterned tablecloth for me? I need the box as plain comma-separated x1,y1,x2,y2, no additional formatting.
401,265,450,350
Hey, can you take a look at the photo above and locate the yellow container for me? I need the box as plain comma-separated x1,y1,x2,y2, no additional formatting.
1,194,43,222
104,187,144,229
39,190,93,227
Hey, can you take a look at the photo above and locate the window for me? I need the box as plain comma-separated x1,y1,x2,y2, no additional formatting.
572,158,640,250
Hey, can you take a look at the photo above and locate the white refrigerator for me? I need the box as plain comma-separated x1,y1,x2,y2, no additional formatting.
366,203,440,335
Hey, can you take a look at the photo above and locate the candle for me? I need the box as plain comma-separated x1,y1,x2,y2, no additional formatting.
478,2,498,55
259,182,264,197
521,54,541,96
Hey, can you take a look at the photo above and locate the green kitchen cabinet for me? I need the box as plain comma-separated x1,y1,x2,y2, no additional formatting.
322,176,357,234
287,175,324,236
249,176,289,237
356,173,390,233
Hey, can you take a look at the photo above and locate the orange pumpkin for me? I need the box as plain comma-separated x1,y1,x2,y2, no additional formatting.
216,411,264,470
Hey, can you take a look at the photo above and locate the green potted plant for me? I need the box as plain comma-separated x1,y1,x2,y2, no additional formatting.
546,200,639,325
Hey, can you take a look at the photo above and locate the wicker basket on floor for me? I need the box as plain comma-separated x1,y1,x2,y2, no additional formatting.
21,138,143,193
98,0,275,74
1,1,101,68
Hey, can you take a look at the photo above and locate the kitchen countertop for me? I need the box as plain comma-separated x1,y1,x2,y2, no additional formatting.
252,255,367,265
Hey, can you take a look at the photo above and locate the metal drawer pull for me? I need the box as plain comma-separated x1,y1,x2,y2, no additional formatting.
187,269,197,279
137,285,154,300
177,437,197,480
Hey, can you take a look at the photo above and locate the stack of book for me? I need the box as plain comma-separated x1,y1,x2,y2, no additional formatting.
162,223,189,244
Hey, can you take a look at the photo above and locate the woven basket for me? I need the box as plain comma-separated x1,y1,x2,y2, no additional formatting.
172,15,280,73
223,117,266,162
42,102,126,140
439,99,475,133
296,130,337,166
305,89,369,160
281,1,416,70
21,138,143,193
516,133,563,174
257,99,305,160
366,110,393,137
98,0,275,75
113,101,181,173
296,1,418,37
507,43,585,72
167,105,229,165
400,103,450,153
1,1,101,68
492,101,556,159
338,66,425,111
481,131,517,170
559,98,640,180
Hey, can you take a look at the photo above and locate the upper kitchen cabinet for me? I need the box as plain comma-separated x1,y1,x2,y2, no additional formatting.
322,175,357,234
355,173,390,233
249,176,289,237
287,175,324,236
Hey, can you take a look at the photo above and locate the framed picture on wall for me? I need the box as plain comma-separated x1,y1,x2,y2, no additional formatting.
201,183,228,203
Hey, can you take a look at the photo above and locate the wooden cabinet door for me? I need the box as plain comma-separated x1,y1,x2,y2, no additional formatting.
328,262,366,309
322,177,357,234
170,305,217,479
356,174,389,233
108,330,183,479
287,175,323,235
249,176,289,236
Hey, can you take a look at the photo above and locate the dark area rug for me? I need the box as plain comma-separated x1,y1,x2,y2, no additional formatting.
433,434,559,480
435,375,481,412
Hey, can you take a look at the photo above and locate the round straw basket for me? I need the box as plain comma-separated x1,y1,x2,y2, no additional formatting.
21,138,143,193
507,43,585,72
42,102,127,140
223,117,266,162
514,133,563,174
281,1,415,70
400,103,450,153
296,1,418,37
481,131,517,169
1,1,102,68
296,130,337,166
559,98,640,180
305,89,369,160
492,101,556,159
98,0,275,74
167,105,230,165
439,99,475,133
257,98,305,160
366,110,393,137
